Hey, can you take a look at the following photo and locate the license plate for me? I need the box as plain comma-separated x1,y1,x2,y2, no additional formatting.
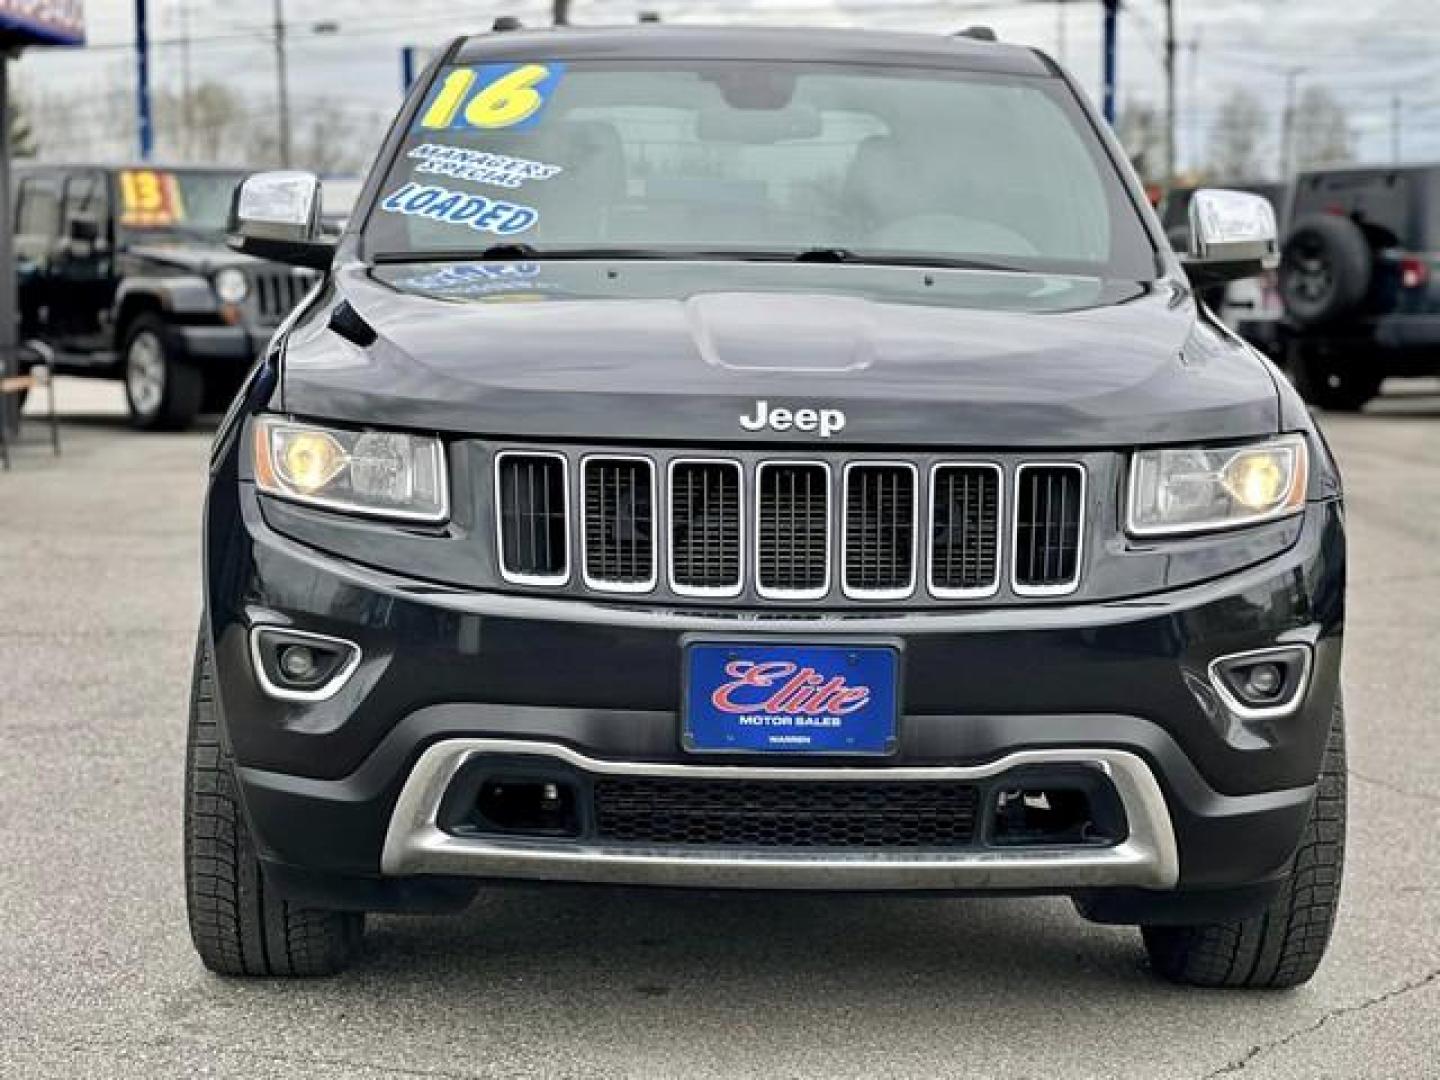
683,642,899,755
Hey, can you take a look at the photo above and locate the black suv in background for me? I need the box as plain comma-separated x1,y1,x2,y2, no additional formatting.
13,164,316,429
1278,164,1440,410
190,25,1346,989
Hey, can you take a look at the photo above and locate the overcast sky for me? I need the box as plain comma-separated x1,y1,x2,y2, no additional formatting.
15,0,1440,172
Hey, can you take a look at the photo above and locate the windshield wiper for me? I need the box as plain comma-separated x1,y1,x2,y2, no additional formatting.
372,245,696,265
369,245,1030,273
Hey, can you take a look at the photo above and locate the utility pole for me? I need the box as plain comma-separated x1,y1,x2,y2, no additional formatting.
272,0,292,167
1101,0,1119,124
1163,0,1177,183
1186,33,1200,177
179,0,193,159
1279,67,1304,179
553,0,572,25
136,0,154,160
1391,93,1402,164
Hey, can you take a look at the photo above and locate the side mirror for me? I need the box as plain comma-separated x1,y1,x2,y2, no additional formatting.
227,171,336,270
1183,189,1279,287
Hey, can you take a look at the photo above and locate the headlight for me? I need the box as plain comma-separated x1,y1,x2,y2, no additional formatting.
214,268,250,304
1127,435,1308,537
252,417,448,522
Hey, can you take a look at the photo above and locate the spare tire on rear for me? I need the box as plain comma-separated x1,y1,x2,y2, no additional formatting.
1280,214,1373,328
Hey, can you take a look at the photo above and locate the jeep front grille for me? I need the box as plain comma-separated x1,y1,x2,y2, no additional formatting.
1013,464,1085,596
490,449,1086,603
582,456,657,592
249,268,316,326
495,452,569,584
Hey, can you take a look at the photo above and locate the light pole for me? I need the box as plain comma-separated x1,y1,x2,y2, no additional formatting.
136,0,153,160
1280,67,1305,179
1163,0,1177,183
273,0,291,167
1101,0,1119,124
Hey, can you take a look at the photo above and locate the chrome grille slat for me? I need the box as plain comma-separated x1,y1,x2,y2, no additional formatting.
1013,463,1085,596
843,463,918,599
583,456,657,592
756,462,830,599
929,463,1002,597
495,452,569,585
670,460,743,596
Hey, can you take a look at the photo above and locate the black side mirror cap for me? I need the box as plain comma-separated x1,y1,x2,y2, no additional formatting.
228,233,337,271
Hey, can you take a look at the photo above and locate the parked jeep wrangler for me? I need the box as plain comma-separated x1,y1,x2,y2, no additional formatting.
1278,164,1440,410
189,25,1346,988
13,164,315,429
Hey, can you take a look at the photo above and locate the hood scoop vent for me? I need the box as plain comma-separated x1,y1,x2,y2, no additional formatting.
329,301,378,348
686,293,877,373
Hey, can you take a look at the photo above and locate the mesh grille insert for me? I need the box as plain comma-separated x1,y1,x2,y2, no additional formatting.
593,778,980,849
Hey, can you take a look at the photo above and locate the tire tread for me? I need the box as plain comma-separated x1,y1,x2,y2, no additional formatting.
184,629,363,977
1142,701,1346,989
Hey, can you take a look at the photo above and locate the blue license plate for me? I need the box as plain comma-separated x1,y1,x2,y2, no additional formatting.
683,643,899,755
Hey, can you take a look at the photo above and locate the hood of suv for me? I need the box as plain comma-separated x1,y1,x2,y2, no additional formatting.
278,261,1280,447
124,243,261,276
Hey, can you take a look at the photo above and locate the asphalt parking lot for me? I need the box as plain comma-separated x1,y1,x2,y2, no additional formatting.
2,378,1438,1079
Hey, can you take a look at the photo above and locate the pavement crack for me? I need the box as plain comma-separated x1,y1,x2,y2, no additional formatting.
220,1045,489,1079
1203,967,1440,1077
1350,769,1440,806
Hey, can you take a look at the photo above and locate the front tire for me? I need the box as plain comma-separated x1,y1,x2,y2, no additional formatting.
1287,342,1382,412
1142,701,1346,989
185,630,364,977
123,314,203,431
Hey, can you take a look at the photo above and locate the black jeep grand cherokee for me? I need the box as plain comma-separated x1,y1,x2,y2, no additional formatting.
189,26,1346,988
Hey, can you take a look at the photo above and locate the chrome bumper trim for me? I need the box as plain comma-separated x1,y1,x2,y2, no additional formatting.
380,740,1180,891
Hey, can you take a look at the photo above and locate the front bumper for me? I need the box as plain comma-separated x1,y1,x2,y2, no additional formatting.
379,740,1179,890
207,485,1344,907
173,323,271,363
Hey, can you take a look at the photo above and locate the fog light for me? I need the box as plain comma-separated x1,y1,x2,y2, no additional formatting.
249,627,361,702
1209,646,1312,719
279,645,319,682
1244,663,1284,699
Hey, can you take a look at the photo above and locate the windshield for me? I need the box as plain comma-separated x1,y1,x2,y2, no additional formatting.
118,168,246,241
363,60,1156,278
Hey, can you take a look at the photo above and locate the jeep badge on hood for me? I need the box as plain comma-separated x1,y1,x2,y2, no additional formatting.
739,401,847,438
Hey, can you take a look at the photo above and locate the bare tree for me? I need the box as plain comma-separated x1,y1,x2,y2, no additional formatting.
292,108,388,175
7,87,37,158
154,81,251,163
16,64,135,162
1208,87,1269,180
1117,100,1165,184
1292,85,1354,170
